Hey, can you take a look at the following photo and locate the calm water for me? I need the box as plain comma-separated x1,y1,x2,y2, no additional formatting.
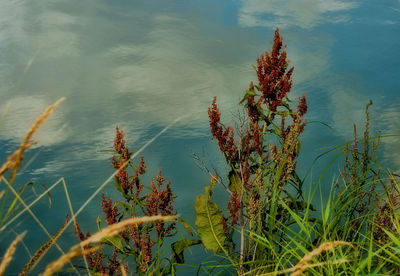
1,0,399,274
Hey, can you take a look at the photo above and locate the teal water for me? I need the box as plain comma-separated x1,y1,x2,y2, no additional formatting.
0,0,399,274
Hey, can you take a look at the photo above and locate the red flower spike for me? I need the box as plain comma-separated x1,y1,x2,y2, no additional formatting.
208,97,238,162
256,28,294,112
228,191,241,226
145,170,175,237
101,194,118,225
297,93,308,117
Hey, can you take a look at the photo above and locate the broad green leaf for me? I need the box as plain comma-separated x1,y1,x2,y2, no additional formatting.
195,185,227,253
171,238,201,264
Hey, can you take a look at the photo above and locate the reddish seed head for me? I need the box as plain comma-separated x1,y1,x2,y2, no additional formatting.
114,126,127,155
228,191,241,226
221,215,229,235
101,194,118,225
208,96,222,138
136,156,146,175
297,93,308,117
145,171,175,237
256,28,294,112
208,97,238,162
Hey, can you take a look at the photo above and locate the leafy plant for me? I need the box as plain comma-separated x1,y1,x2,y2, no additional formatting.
74,126,199,275
196,28,309,272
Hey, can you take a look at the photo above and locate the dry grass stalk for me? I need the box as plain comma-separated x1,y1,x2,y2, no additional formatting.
41,245,100,276
0,97,65,183
120,264,127,276
291,241,353,276
42,215,176,276
79,215,176,248
250,258,349,276
20,217,69,276
0,190,4,200
0,231,27,276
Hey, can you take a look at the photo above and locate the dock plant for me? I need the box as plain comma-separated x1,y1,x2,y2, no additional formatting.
194,28,400,275
196,28,309,271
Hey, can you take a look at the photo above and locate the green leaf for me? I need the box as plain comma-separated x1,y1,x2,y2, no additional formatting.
3,182,31,224
102,235,125,252
96,216,102,230
194,185,227,253
239,90,257,104
171,238,201,264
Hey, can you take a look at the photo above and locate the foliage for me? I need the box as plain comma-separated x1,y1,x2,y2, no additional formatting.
194,177,227,254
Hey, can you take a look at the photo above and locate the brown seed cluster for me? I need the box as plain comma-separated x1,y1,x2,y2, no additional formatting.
101,194,119,225
228,191,241,226
256,28,294,112
112,126,130,193
208,96,238,162
145,169,175,237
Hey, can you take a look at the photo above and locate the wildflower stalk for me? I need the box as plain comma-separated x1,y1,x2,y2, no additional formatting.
73,126,179,275
198,28,309,273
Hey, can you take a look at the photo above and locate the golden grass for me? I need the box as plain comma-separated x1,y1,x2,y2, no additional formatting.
291,241,354,276
0,231,27,276
42,215,176,276
243,241,353,276
0,97,65,183
41,245,101,276
252,258,349,276
0,98,80,274
120,264,127,276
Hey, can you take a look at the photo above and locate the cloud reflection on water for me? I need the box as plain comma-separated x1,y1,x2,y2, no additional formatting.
0,95,68,147
239,0,358,28
0,0,398,175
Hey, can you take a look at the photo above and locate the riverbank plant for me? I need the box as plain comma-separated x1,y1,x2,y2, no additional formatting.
193,28,400,275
